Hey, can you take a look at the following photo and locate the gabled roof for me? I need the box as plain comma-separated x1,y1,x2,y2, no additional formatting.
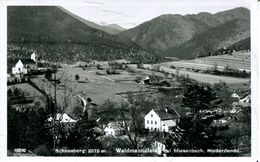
19,59,36,64
163,119,176,127
232,90,250,99
47,113,77,123
106,122,123,131
240,93,250,100
154,107,180,120
144,74,164,81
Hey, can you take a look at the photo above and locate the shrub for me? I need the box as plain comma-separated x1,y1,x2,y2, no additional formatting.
96,64,103,70
75,74,80,81
106,68,119,75
96,71,102,75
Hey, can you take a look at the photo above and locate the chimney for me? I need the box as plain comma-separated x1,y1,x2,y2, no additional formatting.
165,108,168,113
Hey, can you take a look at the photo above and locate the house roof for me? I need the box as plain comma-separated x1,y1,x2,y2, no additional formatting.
232,90,250,99
240,93,250,100
163,120,176,127
47,113,77,123
154,107,180,120
144,74,163,81
20,59,35,64
106,122,123,131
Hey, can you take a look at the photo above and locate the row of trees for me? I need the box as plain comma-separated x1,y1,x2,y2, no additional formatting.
8,42,163,64
204,64,250,78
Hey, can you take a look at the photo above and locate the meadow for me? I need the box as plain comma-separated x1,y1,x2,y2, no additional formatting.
163,52,250,72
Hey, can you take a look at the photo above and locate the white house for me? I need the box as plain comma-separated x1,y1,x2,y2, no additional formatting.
104,120,131,136
211,119,228,127
47,113,77,128
104,122,123,136
140,75,163,85
144,107,180,132
154,141,167,156
12,59,37,75
231,92,240,98
31,52,37,62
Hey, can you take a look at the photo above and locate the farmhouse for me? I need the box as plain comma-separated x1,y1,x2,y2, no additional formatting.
12,59,37,75
104,122,123,136
140,75,163,85
12,53,38,75
30,52,37,62
47,113,77,129
104,120,130,136
144,107,180,132
231,92,240,98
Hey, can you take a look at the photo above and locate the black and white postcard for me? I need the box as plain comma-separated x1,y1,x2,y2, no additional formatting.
0,0,259,161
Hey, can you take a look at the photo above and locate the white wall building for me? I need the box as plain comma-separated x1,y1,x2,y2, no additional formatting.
144,107,180,132
31,52,37,62
47,113,77,128
12,59,37,75
154,141,167,156
104,122,122,136
231,92,240,98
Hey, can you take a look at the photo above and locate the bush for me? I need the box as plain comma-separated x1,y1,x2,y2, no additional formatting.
127,68,135,73
137,63,144,69
96,64,103,70
106,68,120,75
75,74,80,81
96,71,102,75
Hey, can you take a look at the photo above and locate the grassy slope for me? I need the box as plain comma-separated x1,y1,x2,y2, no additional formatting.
8,6,161,63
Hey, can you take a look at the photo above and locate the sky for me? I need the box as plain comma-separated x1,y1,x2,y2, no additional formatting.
62,0,250,29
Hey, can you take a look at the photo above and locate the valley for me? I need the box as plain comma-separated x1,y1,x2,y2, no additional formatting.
7,5,251,157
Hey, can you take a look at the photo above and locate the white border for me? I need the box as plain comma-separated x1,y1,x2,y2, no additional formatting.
0,0,259,162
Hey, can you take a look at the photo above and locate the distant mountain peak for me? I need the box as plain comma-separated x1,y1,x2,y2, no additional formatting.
8,6,158,63
119,7,250,59
105,23,125,31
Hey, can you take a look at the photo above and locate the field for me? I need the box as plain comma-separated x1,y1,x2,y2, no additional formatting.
8,83,43,97
29,65,158,116
142,64,249,84
7,83,46,108
10,57,250,117
163,52,250,72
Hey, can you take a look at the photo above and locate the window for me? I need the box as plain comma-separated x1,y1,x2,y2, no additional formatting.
151,114,153,117
151,127,153,130
163,124,165,126
155,121,157,125
147,120,149,124
151,121,153,124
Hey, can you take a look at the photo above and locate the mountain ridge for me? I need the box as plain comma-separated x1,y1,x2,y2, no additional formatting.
58,6,125,35
163,18,250,59
119,7,250,59
7,6,160,63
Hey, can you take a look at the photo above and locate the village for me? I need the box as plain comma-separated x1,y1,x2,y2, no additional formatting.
7,49,251,156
